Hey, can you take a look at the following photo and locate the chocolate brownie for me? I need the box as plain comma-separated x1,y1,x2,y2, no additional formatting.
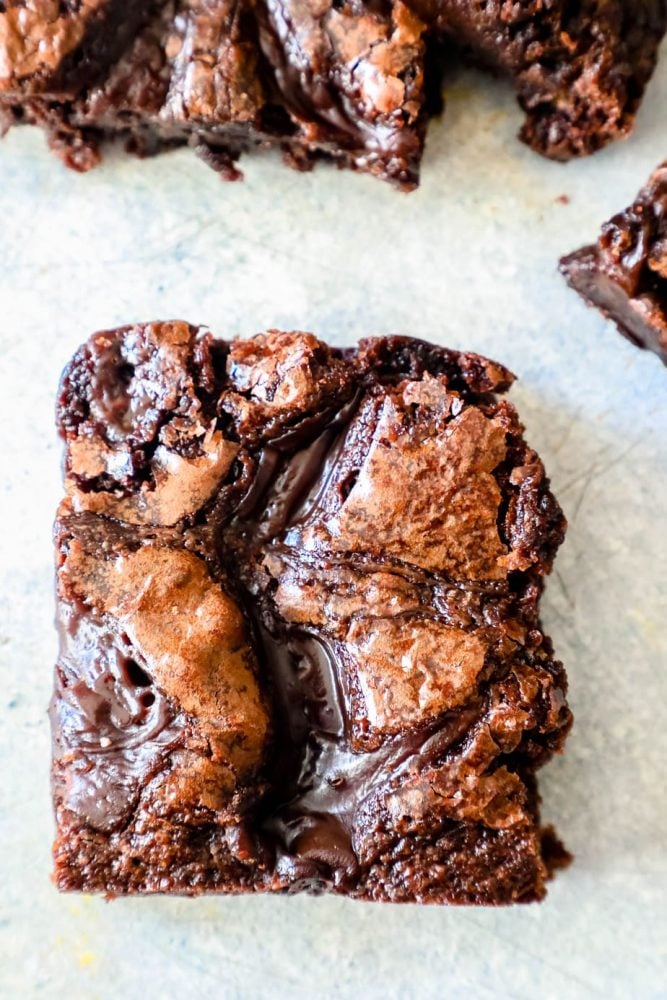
426,0,667,161
560,162,667,366
52,322,572,902
0,0,158,99
255,0,428,185
32,0,273,177
6,0,429,186
2,1,665,186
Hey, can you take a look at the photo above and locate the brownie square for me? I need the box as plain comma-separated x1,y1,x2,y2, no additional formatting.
560,162,667,366
71,0,270,175
256,0,429,186
52,322,572,902
2,0,271,174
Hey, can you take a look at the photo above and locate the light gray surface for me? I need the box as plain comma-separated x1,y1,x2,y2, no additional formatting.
0,51,666,1000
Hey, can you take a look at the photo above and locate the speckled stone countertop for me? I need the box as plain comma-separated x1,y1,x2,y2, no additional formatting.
0,50,666,1000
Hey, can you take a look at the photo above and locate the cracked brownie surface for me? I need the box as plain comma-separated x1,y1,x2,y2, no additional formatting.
0,0,159,98
52,323,572,903
561,161,667,366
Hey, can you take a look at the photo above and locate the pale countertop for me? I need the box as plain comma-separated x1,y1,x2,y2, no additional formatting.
0,50,666,1000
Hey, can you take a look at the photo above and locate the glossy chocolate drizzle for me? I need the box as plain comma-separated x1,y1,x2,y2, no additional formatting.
256,626,477,888
51,602,183,832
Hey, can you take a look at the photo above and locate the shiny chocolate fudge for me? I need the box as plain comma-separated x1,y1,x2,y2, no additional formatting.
561,161,667,366
52,323,572,902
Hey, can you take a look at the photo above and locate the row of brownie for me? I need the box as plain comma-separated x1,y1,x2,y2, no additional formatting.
1,1,665,188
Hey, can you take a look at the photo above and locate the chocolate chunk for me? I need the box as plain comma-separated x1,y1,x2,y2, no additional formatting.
51,323,572,902
560,162,667,366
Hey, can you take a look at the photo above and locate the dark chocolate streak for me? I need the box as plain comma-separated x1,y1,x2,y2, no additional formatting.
51,601,184,832
256,627,478,889
233,393,360,538
228,401,374,883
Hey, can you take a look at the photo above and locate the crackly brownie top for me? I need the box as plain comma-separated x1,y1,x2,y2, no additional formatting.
52,323,570,900
77,0,267,129
258,0,427,159
560,162,667,364
0,0,154,97
0,1,105,90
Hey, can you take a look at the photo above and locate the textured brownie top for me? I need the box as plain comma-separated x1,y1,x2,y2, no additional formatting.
560,162,667,366
0,0,156,98
75,0,266,131
52,323,571,903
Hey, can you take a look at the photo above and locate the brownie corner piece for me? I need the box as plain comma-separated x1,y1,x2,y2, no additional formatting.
51,321,571,902
516,0,667,161
0,0,156,99
560,161,667,366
